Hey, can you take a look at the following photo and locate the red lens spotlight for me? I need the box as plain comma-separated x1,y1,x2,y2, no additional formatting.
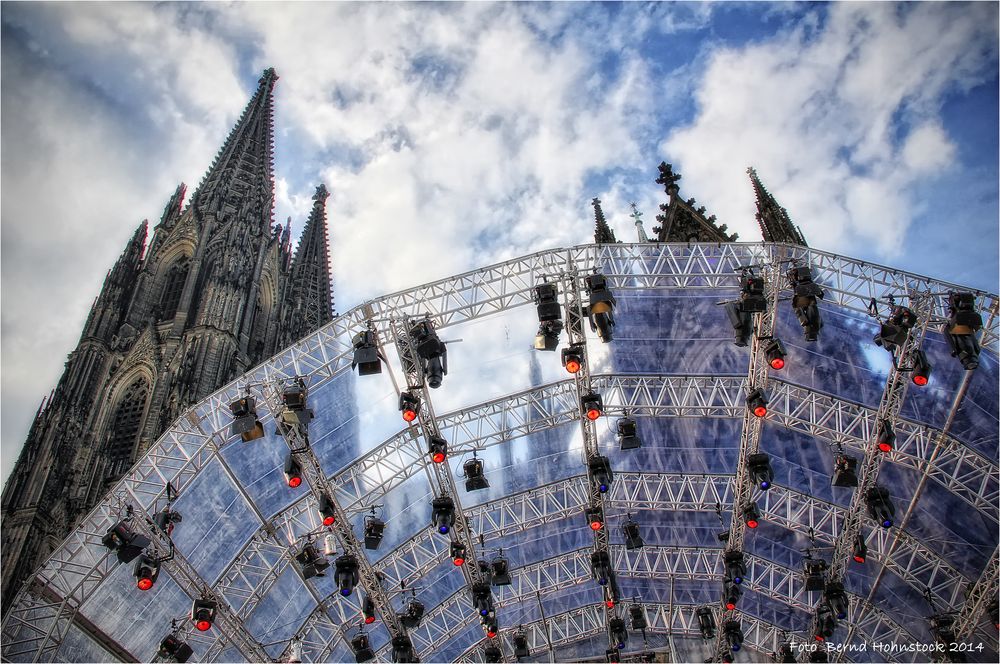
487,629,497,639
365,615,376,625
586,408,600,421
853,553,866,564
726,601,736,611
196,620,211,632
403,409,417,422
432,452,445,463
453,556,465,567
288,476,302,488
323,515,335,526
912,374,928,386
566,359,581,373
770,357,785,370
590,520,603,531
746,519,758,529
605,599,615,608
753,405,767,418
137,577,153,591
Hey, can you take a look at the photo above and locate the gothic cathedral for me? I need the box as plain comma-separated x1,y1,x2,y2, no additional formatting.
0,68,334,613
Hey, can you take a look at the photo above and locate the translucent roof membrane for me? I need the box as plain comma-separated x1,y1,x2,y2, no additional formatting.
4,243,996,664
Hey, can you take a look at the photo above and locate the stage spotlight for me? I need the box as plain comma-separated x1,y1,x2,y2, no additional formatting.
765,338,787,370
852,533,868,564
739,274,767,313
562,345,583,373
364,515,385,550
724,550,747,585
696,606,716,639
101,520,150,564
581,392,604,420
391,635,416,663
943,291,983,370
743,501,762,529
776,643,796,663
363,595,377,624
788,266,824,341
462,456,490,491
483,615,499,639
809,649,829,663
191,598,217,632
866,486,895,528
588,455,613,493
428,436,448,464
876,419,896,453
746,388,768,418
154,508,182,537
832,454,859,488
723,578,742,610
318,494,336,526
352,330,382,376
484,646,502,663
803,558,828,592
323,534,337,557
334,554,359,597
747,452,773,490
617,416,641,450
605,647,621,664
825,581,848,620
533,283,564,351
909,349,931,386
283,453,303,488
629,604,647,630
514,630,531,659
472,582,494,617
491,556,512,586
133,554,160,591
609,617,628,650
296,543,330,580
586,506,605,531
431,496,456,535
399,391,421,422
586,273,617,342
930,614,963,661
280,381,313,427
815,606,836,640
723,619,744,652
158,634,193,663
399,599,425,629
451,541,467,567
604,585,618,608
590,550,613,586
351,634,375,663
622,519,644,550
229,396,264,442
725,301,753,347
411,319,448,388
873,305,916,354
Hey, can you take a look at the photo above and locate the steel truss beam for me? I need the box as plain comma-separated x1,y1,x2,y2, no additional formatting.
954,546,999,641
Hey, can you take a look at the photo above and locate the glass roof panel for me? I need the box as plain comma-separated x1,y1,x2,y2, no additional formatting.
245,566,316,652
53,623,116,663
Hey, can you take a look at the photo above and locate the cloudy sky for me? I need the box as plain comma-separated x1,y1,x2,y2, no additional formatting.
1,1,997,485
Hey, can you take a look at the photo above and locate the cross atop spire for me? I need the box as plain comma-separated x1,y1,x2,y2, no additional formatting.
592,197,617,244
652,162,737,243
747,167,807,245
193,68,279,231
630,202,649,242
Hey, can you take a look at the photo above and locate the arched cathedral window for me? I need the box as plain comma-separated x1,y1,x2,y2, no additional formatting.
105,378,148,479
159,257,189,321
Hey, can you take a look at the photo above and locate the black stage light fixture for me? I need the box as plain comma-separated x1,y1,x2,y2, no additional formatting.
352,330,382,375
629,604,647,630
411,319,448,388
484,646,502,663
617,416,641,450
451,541,467,567
989,599,999,629
723,619,744,652
609,617,628,650
622,519,644,550
281,381,313,427
514,629,531,659
533,283,564,351
351,634,375,663
743,501,762,529
483,614,499,639
809,649,829,663
334,554,360,597
788,266,825,341
852,533,868,564
605,648,621,664
431,496,456,535
909,349,932,386
229,396,264,442
581,392,604,421
803,558,828,592
696,606,716,639
776,643,796,663
491,556,512,586
318,494,337,527
723,578,742,610
873,305,916,353
815,606,836,641
428,435,448,464
591,550,613,586
102,520,150,564
561,345,583,374
725,301,753,347
746,388,768,418
154,508,182,537
747,452,773,490
133,554,160,591
586,505,605,531
399,599,425,629
765,338,787,370
724,550,747,585
739,274,768,313
832,453,859,488
296,543,330,580
876,419,896,453
399,391,421,423
824,581,848,620
603,584,619,609
930,614,963,662
191,598,217,632
391,635,416,663
463,456,490,491
364,515,385,550
588,454,613,493
586,273,617,343
943,291,983,370
158,634,193,663
865,486,895,528
472,582,495,617
363,594,377,624
284,453,303,489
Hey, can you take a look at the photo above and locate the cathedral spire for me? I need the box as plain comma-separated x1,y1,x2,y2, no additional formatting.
592,197,617,243
285,184,334,343
193,68,278,230
651,161,737,243
747,167,807,245
83,220,147,340
629,202,649,242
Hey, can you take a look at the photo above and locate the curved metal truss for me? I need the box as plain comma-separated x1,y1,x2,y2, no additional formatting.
2,242,997,663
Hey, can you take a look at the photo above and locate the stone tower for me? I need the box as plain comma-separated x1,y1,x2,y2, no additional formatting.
747,166,808,245
0,68,335,613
